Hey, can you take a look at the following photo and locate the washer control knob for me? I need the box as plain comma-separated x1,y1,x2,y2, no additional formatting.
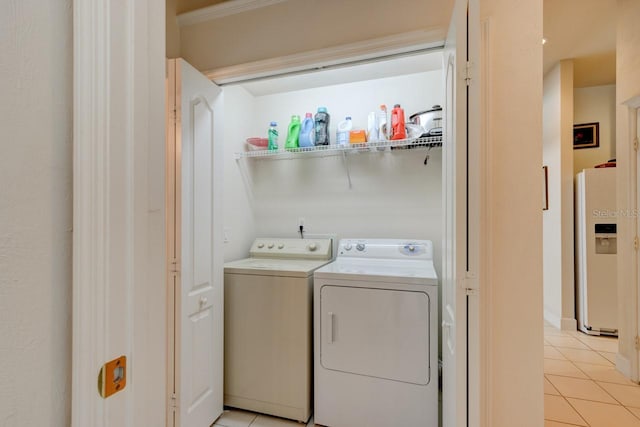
308,243,317,252
257,243,265,248
356,243,366,251
408,245,415,252
267,243,274,249
344,243,352,251
277,243,284,249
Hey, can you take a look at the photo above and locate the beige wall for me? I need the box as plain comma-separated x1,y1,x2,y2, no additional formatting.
481,0,544,425
167,0,181,58
543,60,576,330
179,0,452,72
616,0,640,377
0,0,72,425
574,84,617,175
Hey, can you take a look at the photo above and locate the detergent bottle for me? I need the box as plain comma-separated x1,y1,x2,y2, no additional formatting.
314,107,330,145
336,117,353,146
298,113,316,148
285,115,301,150
390,104,407,140
267,121,278,151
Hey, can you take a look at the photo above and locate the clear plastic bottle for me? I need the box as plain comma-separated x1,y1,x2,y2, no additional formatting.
285,115,301,151
336,116,353,146
314,107,330,146
390,104,407,140
377,104,388,141
299,113,316,148
267,121,278,151
367,111,378,142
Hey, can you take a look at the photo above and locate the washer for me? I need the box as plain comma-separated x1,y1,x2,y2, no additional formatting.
313,239,438,427
223,238,333,423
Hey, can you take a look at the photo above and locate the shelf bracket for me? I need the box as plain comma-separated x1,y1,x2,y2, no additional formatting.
342,150,353,189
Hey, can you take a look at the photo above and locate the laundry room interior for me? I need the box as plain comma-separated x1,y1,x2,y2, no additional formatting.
166,1,453,426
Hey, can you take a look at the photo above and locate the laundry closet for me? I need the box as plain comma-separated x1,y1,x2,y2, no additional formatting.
166,1,475,427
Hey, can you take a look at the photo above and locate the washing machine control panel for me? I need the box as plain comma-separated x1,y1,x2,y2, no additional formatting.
249,238,332,260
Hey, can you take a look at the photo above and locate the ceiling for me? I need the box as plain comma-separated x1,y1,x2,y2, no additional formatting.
543,0,617,87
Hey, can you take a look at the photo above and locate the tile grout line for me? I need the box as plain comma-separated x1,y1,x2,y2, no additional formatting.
561,394,591,427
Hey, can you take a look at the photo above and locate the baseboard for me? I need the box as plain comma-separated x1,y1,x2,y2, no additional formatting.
561,317,577,331
616,353,633,380
544,309,561,329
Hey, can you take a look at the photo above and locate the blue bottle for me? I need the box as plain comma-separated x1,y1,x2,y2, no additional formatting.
298,113,316,148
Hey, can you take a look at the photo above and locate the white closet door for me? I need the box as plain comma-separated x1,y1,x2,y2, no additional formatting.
442,0,480,426
167,58,224,427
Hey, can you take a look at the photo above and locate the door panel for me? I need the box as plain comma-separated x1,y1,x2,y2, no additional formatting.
320,285,431,385
442,0,480,426
167,58,223,427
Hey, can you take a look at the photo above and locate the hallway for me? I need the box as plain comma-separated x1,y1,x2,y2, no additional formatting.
544,324,640,426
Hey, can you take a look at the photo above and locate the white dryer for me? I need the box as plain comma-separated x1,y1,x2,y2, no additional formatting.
313,239,438,427
223,238,333,423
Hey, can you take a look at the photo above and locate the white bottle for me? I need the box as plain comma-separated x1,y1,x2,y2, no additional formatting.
377,104,388,141
367,111,378,142
337,116,353,146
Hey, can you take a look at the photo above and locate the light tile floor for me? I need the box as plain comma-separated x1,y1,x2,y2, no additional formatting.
213,408,316,427
544,323,640,427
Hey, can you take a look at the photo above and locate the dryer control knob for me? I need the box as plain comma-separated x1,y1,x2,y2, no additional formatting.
344,243,352,251
356,243,365,251
277,243,284,249
408,245,415,252
257,243,265,248
308,243,317,251
267,243,274,249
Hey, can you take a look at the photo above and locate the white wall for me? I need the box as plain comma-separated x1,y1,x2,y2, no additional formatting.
574,84,617,175
481,0,545,424
543,60,576,330
223,70,444,279
616,0,640,378
0,1,72,425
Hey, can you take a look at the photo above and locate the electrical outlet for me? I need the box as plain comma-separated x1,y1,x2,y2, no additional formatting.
223,227,230,243
298,217,305,227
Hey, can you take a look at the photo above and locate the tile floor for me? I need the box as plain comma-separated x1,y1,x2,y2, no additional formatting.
544,323,640,426
213,408,316,427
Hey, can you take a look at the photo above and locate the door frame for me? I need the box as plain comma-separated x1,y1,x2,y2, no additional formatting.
622,95,640,382
72,0,166,426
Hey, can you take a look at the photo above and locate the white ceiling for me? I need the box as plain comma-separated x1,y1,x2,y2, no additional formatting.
543,0,617,85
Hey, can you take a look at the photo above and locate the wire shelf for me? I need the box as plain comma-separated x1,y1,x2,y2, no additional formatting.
235,135,443,160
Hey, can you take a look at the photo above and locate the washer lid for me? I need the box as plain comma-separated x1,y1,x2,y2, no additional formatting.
224,257,331,277
314,258,437,284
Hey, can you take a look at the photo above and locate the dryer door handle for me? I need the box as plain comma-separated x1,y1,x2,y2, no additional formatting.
327,312,334,344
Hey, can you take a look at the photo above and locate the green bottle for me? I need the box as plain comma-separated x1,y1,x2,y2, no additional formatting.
268,121,278,151
285,115,301,151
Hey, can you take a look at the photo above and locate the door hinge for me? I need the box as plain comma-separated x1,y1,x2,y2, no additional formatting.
170,393,177,409
634,236,639,250
460,271,479,296
634,138,639,151
465,61,473,86
169,258,180,274
635,336,640,350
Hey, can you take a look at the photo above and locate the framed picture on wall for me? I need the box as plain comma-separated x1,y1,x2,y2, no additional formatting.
573,122,600,149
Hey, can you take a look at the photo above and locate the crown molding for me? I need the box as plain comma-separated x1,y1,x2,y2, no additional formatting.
204,29,446,85
177,0,288,27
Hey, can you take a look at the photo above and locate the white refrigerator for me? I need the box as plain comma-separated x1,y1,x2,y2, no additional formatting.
575,167,617,336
